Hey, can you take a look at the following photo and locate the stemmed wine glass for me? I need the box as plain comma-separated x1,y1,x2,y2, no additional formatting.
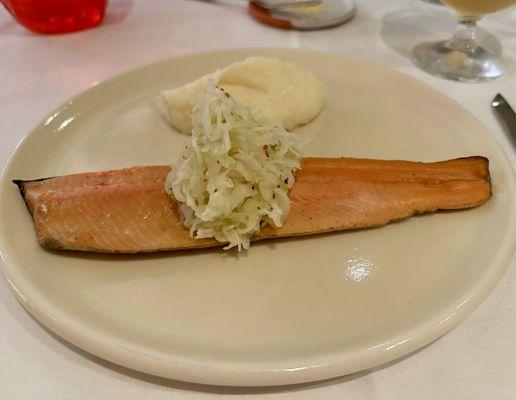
412,0,515,82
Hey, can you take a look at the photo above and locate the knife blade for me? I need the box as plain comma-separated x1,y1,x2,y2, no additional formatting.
492,93,516,149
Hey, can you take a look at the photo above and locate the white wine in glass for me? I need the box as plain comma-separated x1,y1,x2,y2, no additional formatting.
412,0,516,82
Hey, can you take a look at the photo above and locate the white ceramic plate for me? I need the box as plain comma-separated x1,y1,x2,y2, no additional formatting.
1,49,515,387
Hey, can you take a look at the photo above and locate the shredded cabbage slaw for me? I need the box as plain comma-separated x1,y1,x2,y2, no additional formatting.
166,83,304,250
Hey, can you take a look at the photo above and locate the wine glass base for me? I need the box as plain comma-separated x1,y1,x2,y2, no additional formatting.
412,40,506,83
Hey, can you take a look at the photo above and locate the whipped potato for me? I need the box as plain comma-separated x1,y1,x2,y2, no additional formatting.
162,57,325,134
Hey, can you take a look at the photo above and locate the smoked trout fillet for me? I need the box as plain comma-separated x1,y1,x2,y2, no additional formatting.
14,157,491,253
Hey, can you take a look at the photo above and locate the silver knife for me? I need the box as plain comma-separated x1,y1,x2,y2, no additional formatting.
492,93,516,149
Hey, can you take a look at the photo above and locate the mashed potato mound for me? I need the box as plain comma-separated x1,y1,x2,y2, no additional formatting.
162,57,325,134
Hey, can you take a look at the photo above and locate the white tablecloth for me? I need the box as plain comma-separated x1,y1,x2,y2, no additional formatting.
1,1,515,398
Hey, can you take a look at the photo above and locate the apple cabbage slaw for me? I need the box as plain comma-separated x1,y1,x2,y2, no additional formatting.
166,83,304,250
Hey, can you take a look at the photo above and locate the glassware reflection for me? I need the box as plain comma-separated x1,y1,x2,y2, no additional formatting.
344,256,376,283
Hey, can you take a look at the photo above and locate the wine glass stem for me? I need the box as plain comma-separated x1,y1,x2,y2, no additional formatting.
447,18,477,53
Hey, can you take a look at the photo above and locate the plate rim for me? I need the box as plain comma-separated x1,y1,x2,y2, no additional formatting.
1,47,516,387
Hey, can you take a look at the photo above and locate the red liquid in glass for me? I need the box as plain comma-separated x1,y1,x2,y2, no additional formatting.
1,0,107,34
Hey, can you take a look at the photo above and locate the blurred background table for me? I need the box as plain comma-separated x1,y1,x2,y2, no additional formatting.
0,0,515,398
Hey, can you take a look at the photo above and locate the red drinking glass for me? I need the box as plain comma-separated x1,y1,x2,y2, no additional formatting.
1,0,107,34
